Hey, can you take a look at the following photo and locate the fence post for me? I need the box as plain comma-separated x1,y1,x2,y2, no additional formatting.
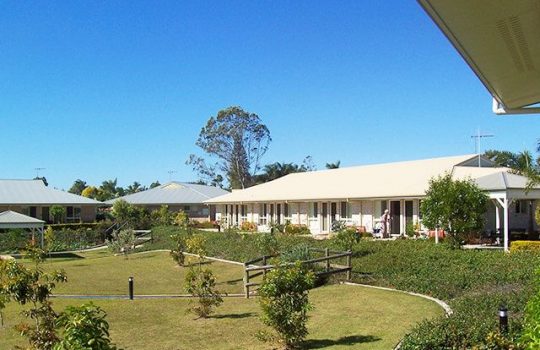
244,263,250,299
325,248,330,272
346,251,352,280
262,256,267,278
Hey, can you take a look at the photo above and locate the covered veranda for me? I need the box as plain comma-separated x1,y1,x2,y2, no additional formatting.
0,210,45,248
480,172,540,252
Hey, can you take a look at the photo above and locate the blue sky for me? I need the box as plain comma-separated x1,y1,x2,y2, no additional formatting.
1,1,539,190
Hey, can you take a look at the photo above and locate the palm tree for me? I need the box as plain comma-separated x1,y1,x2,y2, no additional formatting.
325,160,341,169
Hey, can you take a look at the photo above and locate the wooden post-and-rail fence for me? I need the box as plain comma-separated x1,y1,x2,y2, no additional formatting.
243,248,352,298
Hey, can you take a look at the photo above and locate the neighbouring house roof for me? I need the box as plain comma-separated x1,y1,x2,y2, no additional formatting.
205,154,538,204
418,0,540,110
0,180,102,206
105,181,229,205
0,210,44,229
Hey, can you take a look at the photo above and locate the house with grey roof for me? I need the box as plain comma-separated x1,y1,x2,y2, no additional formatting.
106,181,229,221
206,154,540,251
0,179,103,223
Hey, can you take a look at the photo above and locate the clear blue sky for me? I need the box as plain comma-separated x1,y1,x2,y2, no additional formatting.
1,1,539,190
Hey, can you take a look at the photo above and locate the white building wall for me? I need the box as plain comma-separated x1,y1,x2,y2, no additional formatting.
350,201,362,226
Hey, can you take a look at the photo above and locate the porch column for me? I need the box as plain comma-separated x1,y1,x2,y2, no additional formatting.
494,201,500,238
503,198,509,252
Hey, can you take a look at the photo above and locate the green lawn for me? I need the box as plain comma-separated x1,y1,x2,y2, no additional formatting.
36,250,246,295
0,284,443,349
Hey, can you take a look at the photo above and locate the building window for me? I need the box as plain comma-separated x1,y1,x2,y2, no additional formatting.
240,204,248,222
66,206,81,223
340,202,351,219
284,203,290,218
309,203,318,218
183,205,191,212
259,203,267,225
29,206,37,218
515,200,529,214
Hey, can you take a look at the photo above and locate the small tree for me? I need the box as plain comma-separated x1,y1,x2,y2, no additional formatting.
421,173,488,248
184,267,223,318
112,199,134,223
0,245,67,349
258,263,315,349
49,206,66,224
170,232,188,267
44,226,56,256
107,229,136,258
54,303,118,350
186,234,206,261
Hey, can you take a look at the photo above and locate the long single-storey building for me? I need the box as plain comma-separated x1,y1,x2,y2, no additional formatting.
0,179,102,223
106,181,229,221
205,154,540,251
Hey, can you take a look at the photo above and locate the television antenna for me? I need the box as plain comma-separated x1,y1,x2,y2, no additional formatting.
471,129,494,167
34,167,46,178
167,170,177,181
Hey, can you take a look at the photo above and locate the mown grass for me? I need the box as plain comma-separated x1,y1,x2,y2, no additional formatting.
33,250,246,295
0,284,443,350
143,227,540,347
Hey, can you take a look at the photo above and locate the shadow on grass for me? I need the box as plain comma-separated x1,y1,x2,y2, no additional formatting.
218,277,244,285
209,312,255,319
302,335,381,348
184,261,213,267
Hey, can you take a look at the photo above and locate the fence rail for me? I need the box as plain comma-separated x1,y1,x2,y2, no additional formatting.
243,248,352,298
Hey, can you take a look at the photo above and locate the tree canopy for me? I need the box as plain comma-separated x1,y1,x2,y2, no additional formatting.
68,179,87,195
421,173,488,246
187,106,271,189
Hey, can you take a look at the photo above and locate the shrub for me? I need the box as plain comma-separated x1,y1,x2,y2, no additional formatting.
510,241,540,253
107,229,136,258
50,205,66,224
331,220,346,232
279,244,312,264
184,267,223,318
240,221,257,232
520,271,540,348
54,303,118,350
255,232,279,256
0,229,29,253
405,222,415,237
284,223,310,235
332,228,358,251
258,263,315,348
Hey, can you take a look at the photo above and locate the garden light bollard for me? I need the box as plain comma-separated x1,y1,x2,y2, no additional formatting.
128,277,134,300
499,306,508,334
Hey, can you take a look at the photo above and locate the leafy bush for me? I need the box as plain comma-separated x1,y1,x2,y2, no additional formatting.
331,220,346,232
255,232,279,256
279,244,313,264
0,229,30,253
107,229,136,258
258,263,315,348
284,223,310,235
240,221,257,232
520,271,540,348
50,205,66,224
332,228,358,251
54,303,118,350
190,220,217,229
510,241,540,253
184,267,223,318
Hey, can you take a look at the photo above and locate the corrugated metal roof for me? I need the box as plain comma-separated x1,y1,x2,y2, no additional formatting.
0,180,102,205
206,154,502,203
106,181,229,205
0,210,45,224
